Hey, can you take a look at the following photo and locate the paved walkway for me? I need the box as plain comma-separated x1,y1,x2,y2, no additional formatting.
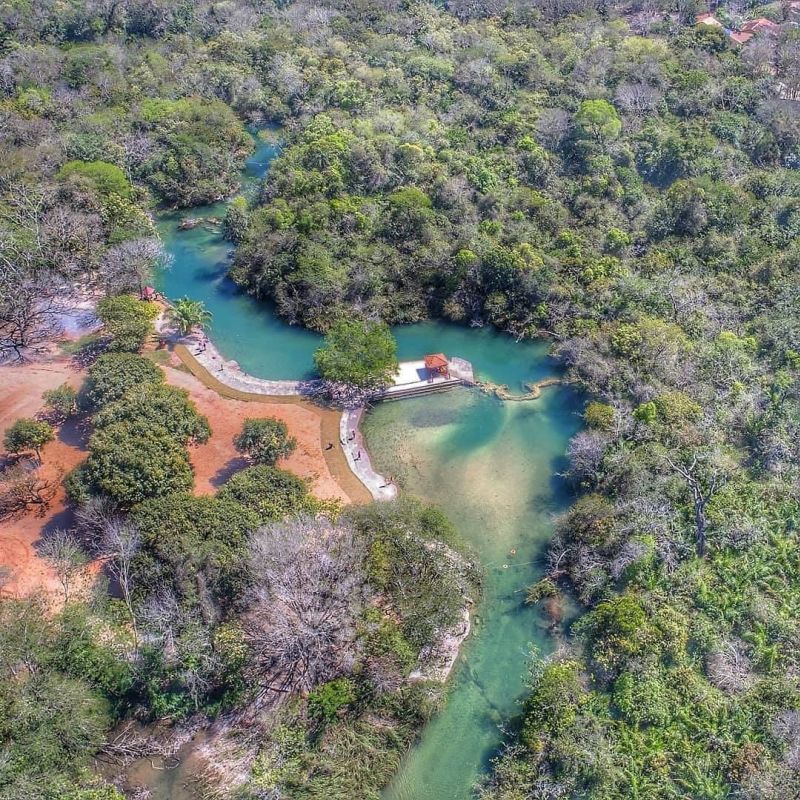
182,332,320,396
340,408,398,501
166,325,396,501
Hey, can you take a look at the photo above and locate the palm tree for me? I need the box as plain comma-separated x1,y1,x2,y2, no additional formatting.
168,297,212,336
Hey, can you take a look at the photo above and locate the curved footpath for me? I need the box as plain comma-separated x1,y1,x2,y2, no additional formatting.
166,324,561,503
169,328,397,502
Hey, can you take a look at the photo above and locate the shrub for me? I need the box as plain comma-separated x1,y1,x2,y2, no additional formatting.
81,423,193,506
217,465,312,522
42,383,78,421
93,384,210,446
4,418,54,460
314,319,398,389
233,418,296,465
307,678,356,722
82,353,163,409
96,295,158,353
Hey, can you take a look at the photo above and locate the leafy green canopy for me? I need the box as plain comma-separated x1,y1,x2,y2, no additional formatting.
233,417,296,465
96,295,158,353
314,319,398,389
217,464,313,523
3,418,54,459
82,353,163,409
58,160,132,199
92,383,210,446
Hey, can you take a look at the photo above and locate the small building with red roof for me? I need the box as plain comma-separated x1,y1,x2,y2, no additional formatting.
696,12,724,26
741,17,781,34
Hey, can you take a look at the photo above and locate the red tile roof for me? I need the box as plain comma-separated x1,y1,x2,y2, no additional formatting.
424,353,449,370
741,17,780,33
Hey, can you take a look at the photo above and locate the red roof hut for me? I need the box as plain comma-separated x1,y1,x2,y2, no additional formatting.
424,353,449,380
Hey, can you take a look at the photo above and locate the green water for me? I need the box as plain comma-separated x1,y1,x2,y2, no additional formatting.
365,383,581,800
154,132,582,800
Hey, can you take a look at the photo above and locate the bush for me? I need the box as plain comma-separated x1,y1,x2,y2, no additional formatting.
233,417,296,465
314,319,398,389
308,677,356,722
217,465,313,522
96,295,158,353
81,423,193,506
4,418,54,460
93,384,210,446
58,160,132,199
82,353,163,409
42,383,78,421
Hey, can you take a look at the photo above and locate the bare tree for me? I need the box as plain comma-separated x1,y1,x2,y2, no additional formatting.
101,516,141,649
244,516,369,698
706,639,754,694
0,463,57,520
0,270,73,362
664,448,729,556
99,236,169,295
38,528,88,603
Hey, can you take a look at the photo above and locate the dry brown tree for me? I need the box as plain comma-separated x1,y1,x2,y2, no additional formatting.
244,515,369,699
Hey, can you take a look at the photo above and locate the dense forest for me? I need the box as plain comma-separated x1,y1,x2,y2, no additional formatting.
1,0,800,798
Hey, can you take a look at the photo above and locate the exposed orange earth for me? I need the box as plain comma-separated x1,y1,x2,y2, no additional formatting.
0,361,87,600
163,362,353,503
1,351,365,603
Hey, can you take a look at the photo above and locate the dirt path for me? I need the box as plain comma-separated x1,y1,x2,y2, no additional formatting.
164,363,359,503
0,345,369,602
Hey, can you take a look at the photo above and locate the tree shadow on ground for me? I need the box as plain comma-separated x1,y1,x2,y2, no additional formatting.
210,456,249,488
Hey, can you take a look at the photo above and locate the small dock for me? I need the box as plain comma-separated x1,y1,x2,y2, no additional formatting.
382,356,474,401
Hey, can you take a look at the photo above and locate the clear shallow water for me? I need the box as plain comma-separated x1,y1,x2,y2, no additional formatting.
365,386,581,800
154,131,582,800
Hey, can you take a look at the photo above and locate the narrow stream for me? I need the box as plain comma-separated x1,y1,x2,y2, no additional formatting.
151,130,581,799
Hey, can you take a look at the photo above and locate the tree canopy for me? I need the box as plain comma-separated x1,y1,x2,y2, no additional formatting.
314,319,398,389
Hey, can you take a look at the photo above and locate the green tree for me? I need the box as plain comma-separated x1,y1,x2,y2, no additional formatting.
96,295,159,352
79,423,193,507
132,493,259,609
58,160,132,199
93,384,210,445
233,418,296,465
575,99,622,143
82,353,164,409
42,383,78,422
308,678,356,722
314,319,398,389
167,297,213,336
217,465,313,522
4,418,54,461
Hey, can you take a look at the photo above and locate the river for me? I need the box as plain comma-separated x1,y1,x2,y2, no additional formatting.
153,130,581,799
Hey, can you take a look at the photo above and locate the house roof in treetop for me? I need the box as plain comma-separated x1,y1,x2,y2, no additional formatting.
741,17,780,33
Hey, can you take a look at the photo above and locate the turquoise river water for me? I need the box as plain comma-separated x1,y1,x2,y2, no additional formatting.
153,131,582,799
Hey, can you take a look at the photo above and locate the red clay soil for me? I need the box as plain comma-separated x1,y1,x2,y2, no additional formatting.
0,352,364,603
0,361,88,601
163,365,353,503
